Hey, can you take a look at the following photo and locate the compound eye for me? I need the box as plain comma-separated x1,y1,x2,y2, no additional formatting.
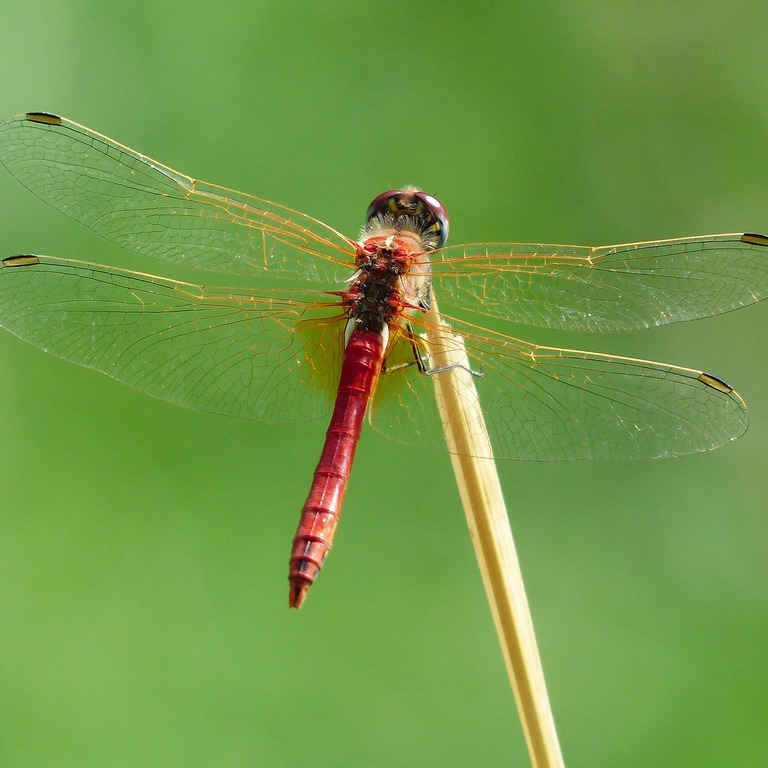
365,189,403,224
365,188,450,249
412,190,449,248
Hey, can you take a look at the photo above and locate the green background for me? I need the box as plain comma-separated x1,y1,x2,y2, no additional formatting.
1,2,767,766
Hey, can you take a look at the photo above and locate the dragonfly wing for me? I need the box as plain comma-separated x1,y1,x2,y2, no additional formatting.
370,313,747,461
0,113,356,283
370,326,445,453
431,233,768,332
0,254,345,423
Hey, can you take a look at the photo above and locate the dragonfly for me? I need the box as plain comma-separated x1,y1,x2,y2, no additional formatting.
1,112,767,608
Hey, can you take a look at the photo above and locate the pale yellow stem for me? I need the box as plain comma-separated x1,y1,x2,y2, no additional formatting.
425,298,564,768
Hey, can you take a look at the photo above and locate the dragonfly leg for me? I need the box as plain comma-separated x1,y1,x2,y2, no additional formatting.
426,362,483,378
419,324,483,378
381,322,484,378
381,321,431,375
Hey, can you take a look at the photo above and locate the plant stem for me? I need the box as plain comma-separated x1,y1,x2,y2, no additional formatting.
425,298,565,768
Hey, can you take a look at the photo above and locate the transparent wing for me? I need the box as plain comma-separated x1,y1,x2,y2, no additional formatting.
431,233,768,332
0,253,749,460
371,313,747,461
0,254,346,423
0,113,356,283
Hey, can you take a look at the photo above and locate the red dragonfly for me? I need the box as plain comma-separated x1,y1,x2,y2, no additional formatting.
1,112,766,608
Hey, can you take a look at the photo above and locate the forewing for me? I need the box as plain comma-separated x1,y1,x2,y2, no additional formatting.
370,314,747,461
0,254,345,423
431,233,768,332
0,113,356,283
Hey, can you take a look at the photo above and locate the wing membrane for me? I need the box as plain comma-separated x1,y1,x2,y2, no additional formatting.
0,113,356,283
0,254,345,423
0,253,749,460
0,112,759,460
371,312,747,460
431,234,768,332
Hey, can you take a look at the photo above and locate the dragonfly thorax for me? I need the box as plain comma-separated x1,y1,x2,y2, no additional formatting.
344,235,431,339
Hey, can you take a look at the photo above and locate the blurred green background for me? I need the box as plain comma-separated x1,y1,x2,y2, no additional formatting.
1,2,767,766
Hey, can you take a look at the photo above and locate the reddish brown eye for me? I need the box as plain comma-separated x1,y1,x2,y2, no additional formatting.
365,189,402,224
365,187,450,249
413,190,449,247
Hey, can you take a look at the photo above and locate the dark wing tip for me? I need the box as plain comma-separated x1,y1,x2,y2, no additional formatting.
697,372,734,395
2,254,41,267
740,233,768,246
25,112,62,125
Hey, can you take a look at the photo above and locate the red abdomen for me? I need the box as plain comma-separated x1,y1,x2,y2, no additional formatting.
288,328,384,608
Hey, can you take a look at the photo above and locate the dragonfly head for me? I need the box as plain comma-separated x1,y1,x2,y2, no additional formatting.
363,187,449,250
